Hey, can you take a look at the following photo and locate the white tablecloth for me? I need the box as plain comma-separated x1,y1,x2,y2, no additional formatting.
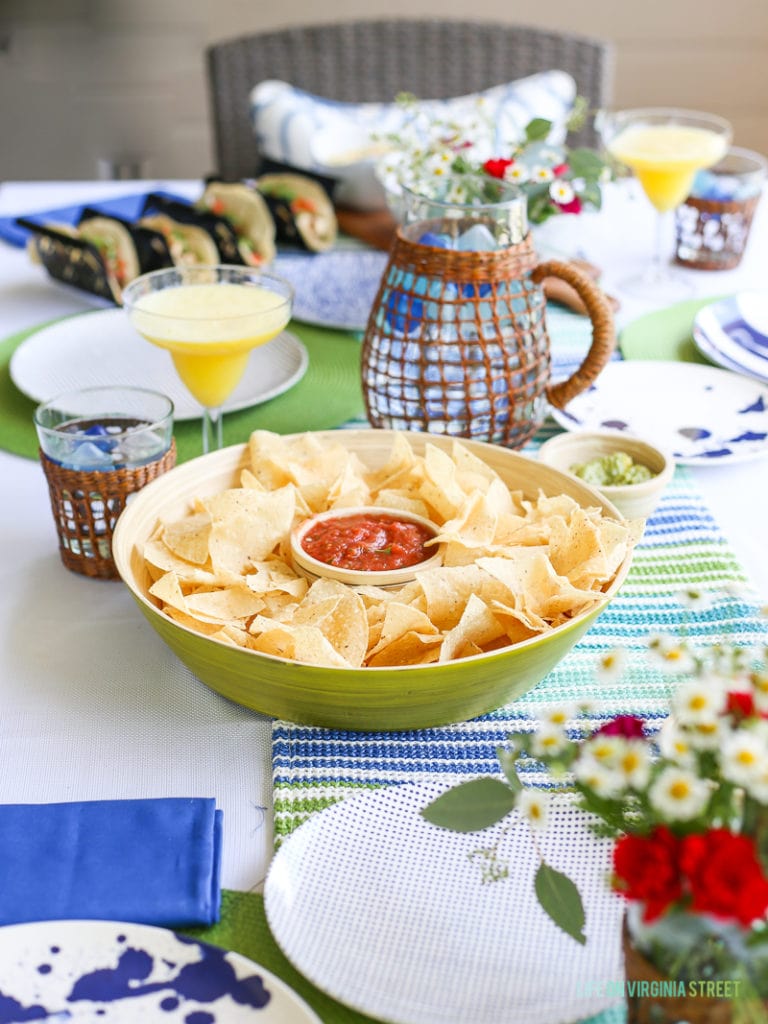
0,179,766,893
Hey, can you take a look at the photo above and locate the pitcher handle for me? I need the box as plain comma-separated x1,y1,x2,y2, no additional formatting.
530,259,616,411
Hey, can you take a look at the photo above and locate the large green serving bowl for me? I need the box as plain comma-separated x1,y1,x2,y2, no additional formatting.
112,429,634,731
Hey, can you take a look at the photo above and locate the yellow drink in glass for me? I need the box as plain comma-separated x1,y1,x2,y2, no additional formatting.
129,282,291,408
600,108,731,301
607,123,728,213
123,266,293,453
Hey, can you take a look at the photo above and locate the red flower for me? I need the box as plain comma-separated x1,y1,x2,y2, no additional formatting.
596,715,645,739
613,827,682,921
554,195,583,215
483,158,514,179
680,830,768,927
552,162,569,176
725,690,756,719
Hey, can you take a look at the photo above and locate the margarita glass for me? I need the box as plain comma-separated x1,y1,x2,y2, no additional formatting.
123,265,293,453
600,108,731,300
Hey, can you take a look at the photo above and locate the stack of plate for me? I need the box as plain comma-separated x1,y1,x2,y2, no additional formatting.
693,292,768,384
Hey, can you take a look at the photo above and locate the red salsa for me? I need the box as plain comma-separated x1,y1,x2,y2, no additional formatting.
301,513,435,572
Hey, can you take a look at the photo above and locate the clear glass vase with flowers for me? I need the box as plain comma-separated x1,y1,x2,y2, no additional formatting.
423,593,768,1018
375,93,610,230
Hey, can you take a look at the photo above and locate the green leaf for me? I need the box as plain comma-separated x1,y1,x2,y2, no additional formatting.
566,95,589,133
567,148,607,181
578,180,603,210
496,747,523,792
534,861,586,945
525,117,553,142
421,778,517,832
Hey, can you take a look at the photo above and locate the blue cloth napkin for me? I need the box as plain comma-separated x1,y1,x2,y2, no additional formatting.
0,189,189,248
0,797,223,927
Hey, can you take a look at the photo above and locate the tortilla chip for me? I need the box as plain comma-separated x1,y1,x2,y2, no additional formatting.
161,512,212,565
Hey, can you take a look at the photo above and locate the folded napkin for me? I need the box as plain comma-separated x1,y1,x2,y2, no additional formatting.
0,189,188,248
0,797,223,927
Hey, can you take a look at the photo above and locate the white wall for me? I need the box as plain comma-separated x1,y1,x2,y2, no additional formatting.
1,0,766,181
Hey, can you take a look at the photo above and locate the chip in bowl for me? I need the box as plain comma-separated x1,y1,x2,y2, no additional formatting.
138,430,638,671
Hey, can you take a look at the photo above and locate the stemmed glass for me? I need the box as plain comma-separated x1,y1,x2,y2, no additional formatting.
599,108,732,302
122,265,293,453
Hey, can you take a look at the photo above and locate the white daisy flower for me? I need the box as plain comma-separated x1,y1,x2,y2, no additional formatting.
672,678,726,725
581,734,622,767
745,762,768,805
648,766,711,821
574,755,625,798
423,150,454,180
596,646,628,685
516,788,551,829
549,180,575,205
721,730,768,788
648,633,697,674
504,163,530,183
658,718,696,766
531,723,569,758
531,164,554,183
751,670,768,713
541,704,577,728
617,739,652,790
686,716,727,751
677,587,715,612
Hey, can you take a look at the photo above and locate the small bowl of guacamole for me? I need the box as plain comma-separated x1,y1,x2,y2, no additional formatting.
537,431,675,521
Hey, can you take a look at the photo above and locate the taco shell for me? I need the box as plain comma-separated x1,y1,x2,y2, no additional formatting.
20,219,123,304
256,172,337,252
140,213,220,266
77,215,141,288
199,182,276,267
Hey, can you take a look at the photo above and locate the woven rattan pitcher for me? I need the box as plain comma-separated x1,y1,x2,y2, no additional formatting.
361,191,615,448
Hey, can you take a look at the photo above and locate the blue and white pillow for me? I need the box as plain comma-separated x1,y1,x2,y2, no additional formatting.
250,72,576,210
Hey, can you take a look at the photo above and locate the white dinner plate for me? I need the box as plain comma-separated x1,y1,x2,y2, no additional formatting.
10,308,309,421
0,919,321,1022
693,293,768,383
264,781,623,1024
551,360,768,465
273,250,388,331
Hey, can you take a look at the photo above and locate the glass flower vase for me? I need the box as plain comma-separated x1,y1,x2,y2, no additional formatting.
623,905,768,1024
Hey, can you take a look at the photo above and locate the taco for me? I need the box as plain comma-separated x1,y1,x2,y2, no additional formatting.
77,215,141,289
139,213,220,267
198,182,276,267
256,172,337,252
21,220,124,304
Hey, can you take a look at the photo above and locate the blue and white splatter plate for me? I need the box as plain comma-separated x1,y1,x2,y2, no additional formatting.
551,360,768,465
273,250,388,332
0,919,321,1023
693,292,768,384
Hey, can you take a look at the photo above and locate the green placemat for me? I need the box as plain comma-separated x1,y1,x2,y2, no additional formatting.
0,315,365,463
184,889,381,1023
619,295,728,363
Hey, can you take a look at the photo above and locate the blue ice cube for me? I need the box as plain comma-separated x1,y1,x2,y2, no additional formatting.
64,441,115,470
457,224,497,251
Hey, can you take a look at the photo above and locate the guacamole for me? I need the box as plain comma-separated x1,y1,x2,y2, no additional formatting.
571,451,654,486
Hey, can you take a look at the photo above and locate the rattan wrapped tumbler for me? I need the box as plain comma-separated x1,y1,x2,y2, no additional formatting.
39,442,177,579
361,222,616,448
675,146,766,271
34,386,176,579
